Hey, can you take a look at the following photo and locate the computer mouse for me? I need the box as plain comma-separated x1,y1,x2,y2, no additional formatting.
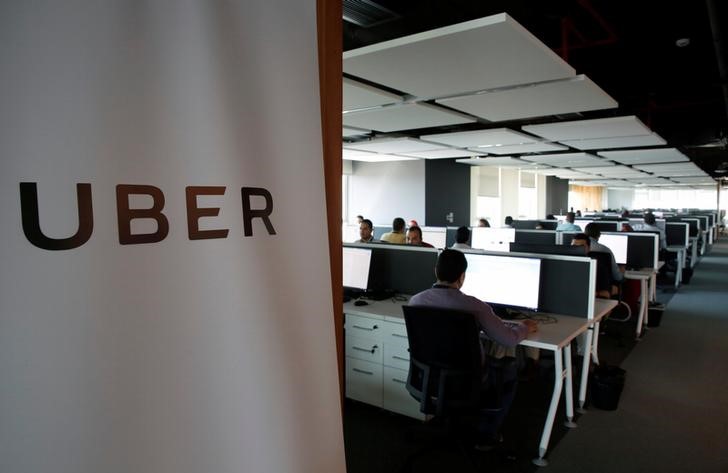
354,300,369,306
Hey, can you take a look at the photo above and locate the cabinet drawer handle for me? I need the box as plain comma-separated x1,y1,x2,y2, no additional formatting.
352,324,378,331
391,378,406,384
353,368,374,375
392,355,409,361
391,333,408,339
353,345,378,354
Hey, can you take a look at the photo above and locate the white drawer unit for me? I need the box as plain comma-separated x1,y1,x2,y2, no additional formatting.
345,357,383,407
345,335,383,364
345,311,424,420
383,366,424,420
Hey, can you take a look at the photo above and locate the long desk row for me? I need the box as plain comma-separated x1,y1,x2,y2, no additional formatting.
344,298,617,466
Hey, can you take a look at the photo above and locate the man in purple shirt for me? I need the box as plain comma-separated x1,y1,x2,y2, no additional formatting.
408,249,537,450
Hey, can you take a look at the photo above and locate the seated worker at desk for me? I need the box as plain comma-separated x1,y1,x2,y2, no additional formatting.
408,249,537,449
381,217,407,244
585,223,624,285
556,211,582,232
451,226,471,250
406,226,434,248
356,219,375,243
632,212,666,249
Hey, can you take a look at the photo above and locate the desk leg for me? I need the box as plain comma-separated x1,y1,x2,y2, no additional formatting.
591,321,601,366
578,327,594,413
635,279,648,339
533,348,564,467
650,272,656,302
563,344,576,428
675,251,683,288
691,243,697,268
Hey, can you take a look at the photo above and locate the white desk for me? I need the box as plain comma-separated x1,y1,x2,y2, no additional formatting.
578,299,618,414
624,269,654,338
666,246,687,288
342,299,591,467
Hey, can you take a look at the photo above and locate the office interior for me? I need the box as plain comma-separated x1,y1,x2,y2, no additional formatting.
338,2,728,472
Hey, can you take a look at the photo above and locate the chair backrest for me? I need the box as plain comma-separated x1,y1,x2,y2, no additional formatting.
402,305,483,416
588,251,614,294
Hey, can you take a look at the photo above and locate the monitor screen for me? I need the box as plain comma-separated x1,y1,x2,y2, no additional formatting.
421,227,447,249
470,227,515,252
460,253,541,310
343,246,372,290
598,233,628,264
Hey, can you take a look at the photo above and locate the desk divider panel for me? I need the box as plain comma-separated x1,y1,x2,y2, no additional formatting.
666,222,689,247
362,244,439,296
603,232,658,270
373,225,390,240
514,229,558,245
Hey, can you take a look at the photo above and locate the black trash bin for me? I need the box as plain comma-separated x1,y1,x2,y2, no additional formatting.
647,307,664,327
590,365,626,410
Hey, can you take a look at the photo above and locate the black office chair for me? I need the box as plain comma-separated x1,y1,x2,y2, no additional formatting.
400,305,506,471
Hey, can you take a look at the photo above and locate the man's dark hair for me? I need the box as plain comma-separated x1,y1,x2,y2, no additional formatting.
566,212,576,223
572,233,590,247
407,226,422,239
478,218,490,228
455,226,470,244
545,214,556,220
361,219,373,230
392,217,405,232
644,213,656,225
584,222,601,240
436,249,467,283
504,216,513,225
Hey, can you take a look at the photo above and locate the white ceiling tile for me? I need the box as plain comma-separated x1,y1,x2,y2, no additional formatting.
345,137,445,154
520,152,608,167
343,78,401,112
598,148,688,164
348,153,419,163
455,156,532,167
537,169,591,178
632,162,706,176
469,141,568,155
521,115,651,141
400,148,482,159
343,126,369,137
421,128,537,148
669,176,717,184
343,13,574,98
438,75,616,121
560,133,666,150
343,102,474,132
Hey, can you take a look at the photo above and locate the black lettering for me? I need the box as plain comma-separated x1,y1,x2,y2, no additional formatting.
19,182,93,250
241,187,276,237
116,184,169,244
186,186,229,240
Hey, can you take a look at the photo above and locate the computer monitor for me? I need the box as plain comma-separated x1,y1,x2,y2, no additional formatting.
470,227,515,252
421,227,447,249
598,233,628,265
460,253,542,310
343,246,372,291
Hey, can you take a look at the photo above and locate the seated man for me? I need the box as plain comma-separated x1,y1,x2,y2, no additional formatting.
585,223,624,285
451,226,471,249
556,212,582,232
381,217,406,244
571,233,611,298
478,218,490,228
502,216,514,228
409,249,537,449
356,218,375,243
406,226,434,248
632,212,666,249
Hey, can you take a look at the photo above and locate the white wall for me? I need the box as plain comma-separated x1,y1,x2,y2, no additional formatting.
500,168,520,223
607,188,635,210
348,160,426,225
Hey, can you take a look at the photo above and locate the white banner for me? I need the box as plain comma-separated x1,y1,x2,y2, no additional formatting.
0,2,345,473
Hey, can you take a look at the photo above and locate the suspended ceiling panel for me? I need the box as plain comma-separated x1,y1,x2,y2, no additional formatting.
343,103,474,132
400,148,482,159
455,157,532,167
537,169,591,178
421,128,538,148
343,13,575,99
437,75,617,122
572,165,648,178
521,116,652,141
343,78,402,112
470,141,568,155
666,176,716,184
598,148,688,164
347,153,418,163
627,177,677,185
345,137,445,154
633,162,707,177
560,132,666,150
520,152,608,167
343,126,370,137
